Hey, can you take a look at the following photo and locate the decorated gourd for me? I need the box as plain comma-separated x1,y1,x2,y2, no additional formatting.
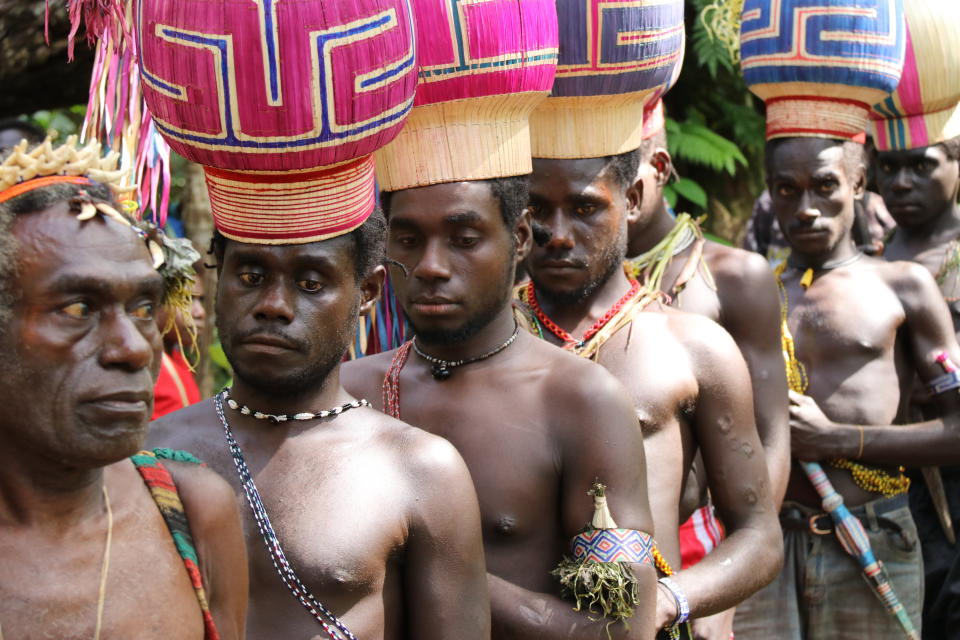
740,0,906,141
136,0,418,243
375,0,559,191
871,0,960,151
530,0,685,159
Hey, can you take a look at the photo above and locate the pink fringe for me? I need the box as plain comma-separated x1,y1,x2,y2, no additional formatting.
52,0,172,226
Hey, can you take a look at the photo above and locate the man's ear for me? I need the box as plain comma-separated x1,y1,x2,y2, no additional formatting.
514,208,534,262
359,264,385,316
652,148,673,187
624,175,644,225
853,164,867,200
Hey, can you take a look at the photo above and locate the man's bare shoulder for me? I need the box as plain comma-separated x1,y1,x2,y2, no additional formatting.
149,397,219,452
874,255,942,294
703,240,775,288
655,305,742,369
520,333,634,405
341,349,395,397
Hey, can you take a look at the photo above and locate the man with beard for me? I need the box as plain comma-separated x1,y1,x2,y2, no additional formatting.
148,211,490,639
0,138,248,639
342,177,658,639
521,150,782,637
734,132,960,638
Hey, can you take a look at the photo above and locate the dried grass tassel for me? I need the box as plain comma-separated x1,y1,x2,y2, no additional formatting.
552,483,653,633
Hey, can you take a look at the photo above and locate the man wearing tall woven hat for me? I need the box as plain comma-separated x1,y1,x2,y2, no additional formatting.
627,97,790,639
342,0,660,636
733,1,960,637
869,1,960,636
140,0,491,637
0,135,249,639
519,1,783,637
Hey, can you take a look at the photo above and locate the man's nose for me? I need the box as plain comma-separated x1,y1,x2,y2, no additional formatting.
411,237,451,281
796,192,821,223
99,308,157,371
542,210,575,251
891,167,913,192
253,280,295,323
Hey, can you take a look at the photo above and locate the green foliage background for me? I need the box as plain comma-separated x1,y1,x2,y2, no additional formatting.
661,0,767,243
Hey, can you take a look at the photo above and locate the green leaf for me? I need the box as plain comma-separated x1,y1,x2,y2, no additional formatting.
663,184,679,210
672,178,708,208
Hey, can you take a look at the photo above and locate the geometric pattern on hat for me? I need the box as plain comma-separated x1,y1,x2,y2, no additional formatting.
571,528,655,565
740,0,905,141
137,0,418,243
870,0,960,151
375,0,559,191
530,0,685,158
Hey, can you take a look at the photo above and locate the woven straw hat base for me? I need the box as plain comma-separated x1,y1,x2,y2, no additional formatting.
871,103,960,152
529,93,652,159
375,92,547,192
754,82,893,141
204,156,374,245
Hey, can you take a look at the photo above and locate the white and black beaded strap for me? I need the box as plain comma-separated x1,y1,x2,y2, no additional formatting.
215,391,358,640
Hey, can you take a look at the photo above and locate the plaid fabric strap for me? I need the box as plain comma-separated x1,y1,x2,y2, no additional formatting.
130,449,220,640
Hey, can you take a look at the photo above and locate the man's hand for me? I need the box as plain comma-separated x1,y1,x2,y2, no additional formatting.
690,608,736,640
655,581,679,631
789,390,839,460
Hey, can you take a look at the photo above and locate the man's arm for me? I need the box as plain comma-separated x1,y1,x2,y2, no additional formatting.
170,462,249,640
713,249,790,506
490,368,657,640
402,432,491,640
664,316,782,624
790,262,960,464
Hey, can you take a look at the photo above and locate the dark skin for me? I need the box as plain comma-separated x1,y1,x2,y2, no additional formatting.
628,144,789,639
149,233,489,640
526,159,782,632
877,143,960,337
766,138,960,507
0,204,247,639
628,146,789,507
342,181,657,640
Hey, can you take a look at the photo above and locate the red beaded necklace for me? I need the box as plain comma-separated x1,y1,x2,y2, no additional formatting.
524,279,643,348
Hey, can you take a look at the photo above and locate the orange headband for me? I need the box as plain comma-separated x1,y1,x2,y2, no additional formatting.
0,176,93,205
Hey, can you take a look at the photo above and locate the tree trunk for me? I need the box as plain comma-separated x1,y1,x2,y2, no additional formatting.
0,1,94,118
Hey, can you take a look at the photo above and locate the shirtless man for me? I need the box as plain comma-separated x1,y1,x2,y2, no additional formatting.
629,124,789,508
149,210,490,639
880,137,960,331
735,137,960,638
342,178,657,639
521,152,782,637
0,176,247,638
875,134,960,637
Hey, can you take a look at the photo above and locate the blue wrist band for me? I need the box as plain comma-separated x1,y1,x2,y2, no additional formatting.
658,576,690,626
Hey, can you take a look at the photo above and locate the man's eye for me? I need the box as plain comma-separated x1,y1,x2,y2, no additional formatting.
879,162,894,173
392,235,418,248
917,160,934,172
239,272,263,286
297,279,324,292
575,204,596,216
527,204,544,218
454,236,479,248
776,185,795,197
62,301,91,318
819,181,838,193
131,302,155,320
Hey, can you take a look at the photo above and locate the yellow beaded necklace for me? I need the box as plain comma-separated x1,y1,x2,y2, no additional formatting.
774,261,910,497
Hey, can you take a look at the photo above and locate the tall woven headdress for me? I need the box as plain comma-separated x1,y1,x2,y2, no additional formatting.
529,0,685,159
870,0,960,151
136,0,419,244
374,0,559,191
642,32,685,142
740,0,906,141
